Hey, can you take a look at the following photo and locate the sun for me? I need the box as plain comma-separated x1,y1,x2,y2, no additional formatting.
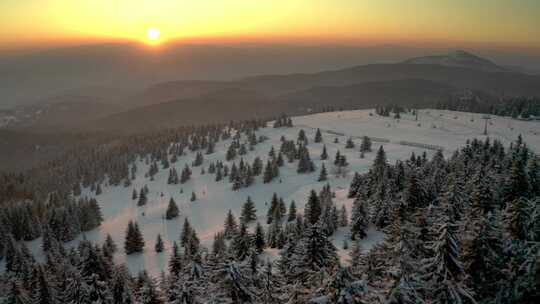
146,28,161,43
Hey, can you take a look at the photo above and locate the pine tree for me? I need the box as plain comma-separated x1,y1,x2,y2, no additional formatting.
168,242,183,277
305,190,322,225
240,196,257,224
192,152,204,167
103,233,117,258
278,198,287,220
504,158,530,202
252,157,263,176
31,266,56,304
345,137,355,148
297,145,315,173
349,238,364,272
165,198,180,220
287,224,338,282
226,144,237,161
275,152,284,167
254,222,266,253
184,228,200,259
403,171,424,212
232,222,252,260
263,160,276,183
360,136,372,152
190,192,197,202
132,189,138,200
527,157,539,196
318,163,328,181
321,144,328,160
95,183,102,195
350,197,368,240
5,279,31,304
180,218,193,247
469,169,494,215
339,205,348,227
504,197,531,240
138,188,148,206
138,275,163,304
155,234,164,253
180,165,192,184
224,210,239,239
314,128,323,143
461,214,504,300
297,129,308,145
125,221,145,254
215,167,223,181
110,266,135,304
287,200,297,222
373,145,387,181
422,212,474,304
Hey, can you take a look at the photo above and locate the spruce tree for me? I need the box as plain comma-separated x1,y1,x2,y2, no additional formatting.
165,198,180,220
254,222,266,253
138,188,147,206
287,224,338,282
257,261,283,303
252,157,263,176
224,210,239,239
422,214,474,304
103,233,117,257
305,190,322,225
527,157,539,196
314,128,323,143
373,145,387,181
263,160,275,183
240,197,257,224
360,136,372,152
288,200,297,222
226,144,237,161
138,276,163,304
403,172,424,212
318,163,328,181
5,279,31,304
321,144,328,160
297,129,308,145
125,221,145,254
155,234,164,253
110,266,135,304
297,145,315,173
339,205,348,227
350,197,368,240
168,242,183,277
232,222,251,260
504,197,531,240
504,158,530,202
180,218,192,247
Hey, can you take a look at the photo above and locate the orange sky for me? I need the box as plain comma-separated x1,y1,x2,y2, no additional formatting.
1,0,539,52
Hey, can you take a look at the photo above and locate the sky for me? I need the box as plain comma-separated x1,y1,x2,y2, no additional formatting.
1,0,540,52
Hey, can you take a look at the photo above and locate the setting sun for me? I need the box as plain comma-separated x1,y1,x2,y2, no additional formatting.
146,28,160,43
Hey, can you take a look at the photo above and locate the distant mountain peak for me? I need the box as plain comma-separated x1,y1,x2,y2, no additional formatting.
403,50,508,72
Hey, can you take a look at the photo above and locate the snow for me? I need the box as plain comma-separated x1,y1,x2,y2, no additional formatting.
294,109,540,154
16,109,539,277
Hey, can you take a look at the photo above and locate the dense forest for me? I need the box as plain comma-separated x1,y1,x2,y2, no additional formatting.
436,95,540,119
1,119,538,303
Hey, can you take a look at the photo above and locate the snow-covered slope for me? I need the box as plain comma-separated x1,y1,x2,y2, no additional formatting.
20,109,539,277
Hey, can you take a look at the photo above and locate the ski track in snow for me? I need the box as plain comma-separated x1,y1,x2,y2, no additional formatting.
14,109,539,277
